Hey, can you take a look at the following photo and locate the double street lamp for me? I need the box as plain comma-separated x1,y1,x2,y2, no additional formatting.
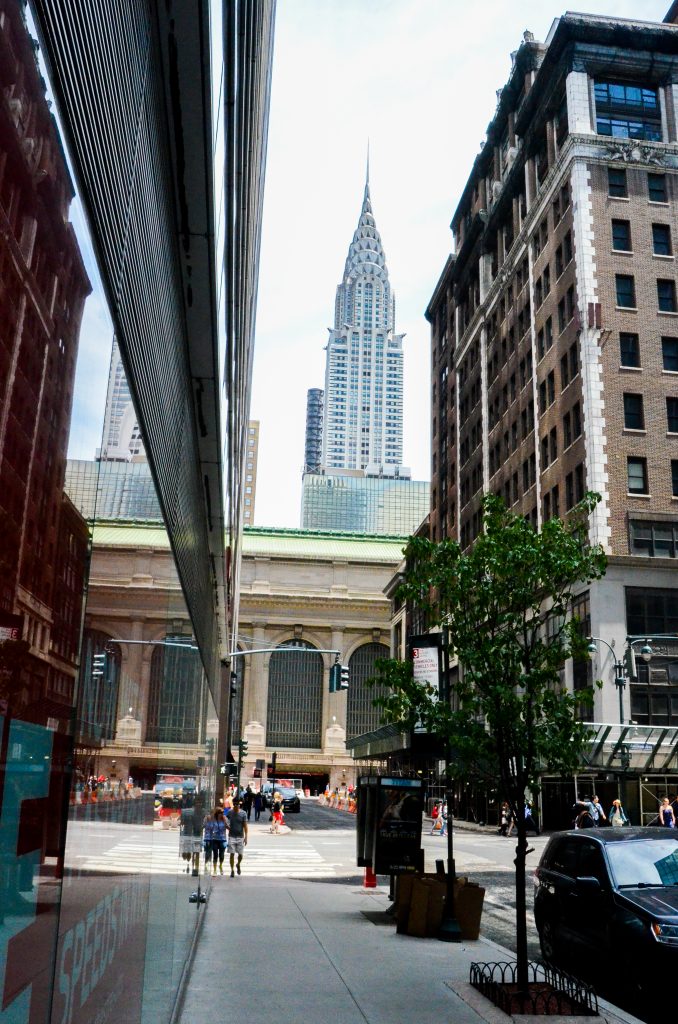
586,636,653,724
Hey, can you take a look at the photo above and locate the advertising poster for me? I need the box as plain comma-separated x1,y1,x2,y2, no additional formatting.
410,634,442,700
372,777,424,874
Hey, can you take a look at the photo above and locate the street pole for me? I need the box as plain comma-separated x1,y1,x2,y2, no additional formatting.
438,626,461,942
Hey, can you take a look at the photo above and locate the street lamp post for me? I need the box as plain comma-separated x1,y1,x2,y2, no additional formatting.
586,637,626,725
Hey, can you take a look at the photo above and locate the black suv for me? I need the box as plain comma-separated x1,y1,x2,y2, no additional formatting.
534,828,678,994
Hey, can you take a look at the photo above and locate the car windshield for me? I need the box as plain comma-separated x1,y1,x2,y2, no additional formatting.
607,839,678,887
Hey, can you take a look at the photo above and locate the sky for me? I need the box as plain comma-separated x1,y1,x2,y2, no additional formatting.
64,0,670,523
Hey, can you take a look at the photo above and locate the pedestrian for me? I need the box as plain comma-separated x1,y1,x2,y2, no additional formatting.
254,790,262,822
243,785,254,821
660,797,676,828
574,795,595,829
671,794,678,826
609,798,628,827
499,802,511,837
524,801,539,835
591,795,606,826
225,797,249,875
204,807,229,875
440,801,448,837
271,792,284,833
430,802,442,835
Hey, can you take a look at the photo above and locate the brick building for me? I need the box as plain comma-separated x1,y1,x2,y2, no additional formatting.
426,9,678,773
0,0,90,726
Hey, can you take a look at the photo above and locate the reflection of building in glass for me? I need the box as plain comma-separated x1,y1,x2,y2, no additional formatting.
656,848,678,886
304,388,323,473
97,339,146,462
301,469,429,535
65,459,163,521
0,0,90,719
321,170,404,471
146,641,207,744
243,420,259,525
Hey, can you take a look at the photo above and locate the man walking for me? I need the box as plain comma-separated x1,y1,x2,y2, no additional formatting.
225,797,248,876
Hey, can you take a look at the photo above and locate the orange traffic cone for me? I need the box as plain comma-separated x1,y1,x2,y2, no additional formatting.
363,866,377,888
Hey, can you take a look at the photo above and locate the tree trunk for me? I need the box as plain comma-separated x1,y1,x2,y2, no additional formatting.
514,809,529,992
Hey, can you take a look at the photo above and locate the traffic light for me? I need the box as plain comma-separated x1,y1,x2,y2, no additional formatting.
238,738,248,758
624,645,637,680
340,665,349,690
329,664,340,692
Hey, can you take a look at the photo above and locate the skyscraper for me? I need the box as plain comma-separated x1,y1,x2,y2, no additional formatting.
98,339,146,461
321,169,404,471
304,388,323,473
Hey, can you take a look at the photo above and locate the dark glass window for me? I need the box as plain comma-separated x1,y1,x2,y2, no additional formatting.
648,173,667,203
564,231,573,264
658,279,677,312
624,392,645,430
616,274,636,308
630,520,678,557
653,224,672,256
608,167,628,198
595,81,661,141
347,642,390,740
668,397,678,433
662,337,678,371
626,587,678,636
566,471,574,510
620,332,640,367
563,411,572,448
673,461,678,498
627,456,649,494
612,219,631,251
573,402,582,438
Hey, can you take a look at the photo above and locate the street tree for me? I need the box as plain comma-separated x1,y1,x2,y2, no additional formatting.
373,492,607,989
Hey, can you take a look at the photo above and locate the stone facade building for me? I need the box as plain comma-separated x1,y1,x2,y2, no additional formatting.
84,523,404,791
427,11,678,737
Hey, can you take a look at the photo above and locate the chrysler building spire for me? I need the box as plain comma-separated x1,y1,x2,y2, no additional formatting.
321,169,404,472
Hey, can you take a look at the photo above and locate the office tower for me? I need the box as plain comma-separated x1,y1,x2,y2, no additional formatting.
427,11,678,730
98,338,146,461
244,420,259,525
304,388,323,473
321,170,404,471
301,467,429,535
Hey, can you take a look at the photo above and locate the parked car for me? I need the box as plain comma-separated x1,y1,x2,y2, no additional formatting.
534,828,678,997
261,783,301,812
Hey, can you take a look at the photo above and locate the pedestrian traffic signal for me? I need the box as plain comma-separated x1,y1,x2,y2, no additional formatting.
219,763,226,775
329,664,340,692
92,652,106,677
340,665,349,690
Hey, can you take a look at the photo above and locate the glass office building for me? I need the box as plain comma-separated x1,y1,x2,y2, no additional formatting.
301,470,429,535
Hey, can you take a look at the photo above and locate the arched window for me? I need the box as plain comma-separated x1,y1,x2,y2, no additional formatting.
77,630,121,741
267,640,323,749
346,642,389,740
146,639,205,744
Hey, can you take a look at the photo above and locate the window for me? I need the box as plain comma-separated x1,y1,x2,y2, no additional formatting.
673,461,678,498
543,264,550,296
663,337,678,371
552,485,560,519
547,370,555,405
572,402,582,439
575,463,585,502
563,411,572,448
541,435,549,468
566,471,575,510
658,279,677,312
627,456,649,494
569,342,578,380
537,328,545,360
550,427,558,462
558,298,566,332
620,332,640,367
564,231,573,265
653,224,672,256
608,167,628,198
612,219,631,251
616,274,636,308
555,244,563,278
624,392,645,430
545,316,553,351
668,397,678,433
561,353,570,390
594,81,661,141
648,173,667,203
630,520,678,557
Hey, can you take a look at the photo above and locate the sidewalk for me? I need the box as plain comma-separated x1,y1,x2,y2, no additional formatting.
177,874,641,1024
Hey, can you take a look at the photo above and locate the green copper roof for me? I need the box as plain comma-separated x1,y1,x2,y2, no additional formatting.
91,522,407,562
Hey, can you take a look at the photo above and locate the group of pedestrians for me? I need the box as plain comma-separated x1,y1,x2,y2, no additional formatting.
498,800,540,836
203,798,248,876
573,793,627,828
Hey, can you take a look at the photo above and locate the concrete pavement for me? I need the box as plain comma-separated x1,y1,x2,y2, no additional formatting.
177,872,642,1024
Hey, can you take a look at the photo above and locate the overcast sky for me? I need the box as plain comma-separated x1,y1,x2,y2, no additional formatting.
65,0,670,526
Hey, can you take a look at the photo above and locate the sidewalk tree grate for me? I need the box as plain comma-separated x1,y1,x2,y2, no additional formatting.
470,960,599,1017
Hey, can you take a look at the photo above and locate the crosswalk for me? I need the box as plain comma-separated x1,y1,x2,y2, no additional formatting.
73,825,341,879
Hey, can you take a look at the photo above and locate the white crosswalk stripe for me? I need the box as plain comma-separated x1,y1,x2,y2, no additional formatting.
77,834,190,875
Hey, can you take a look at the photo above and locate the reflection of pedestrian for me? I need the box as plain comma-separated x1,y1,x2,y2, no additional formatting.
204,808,228,875
243,786,254,820
524,802,539,835
226,798,248,875
660,797,676,828
609,799,628,827
254,791,262,821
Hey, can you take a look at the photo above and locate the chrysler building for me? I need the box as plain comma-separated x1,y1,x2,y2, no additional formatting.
321,168,404,471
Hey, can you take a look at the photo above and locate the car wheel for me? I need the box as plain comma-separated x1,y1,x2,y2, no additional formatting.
539,920,558,962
